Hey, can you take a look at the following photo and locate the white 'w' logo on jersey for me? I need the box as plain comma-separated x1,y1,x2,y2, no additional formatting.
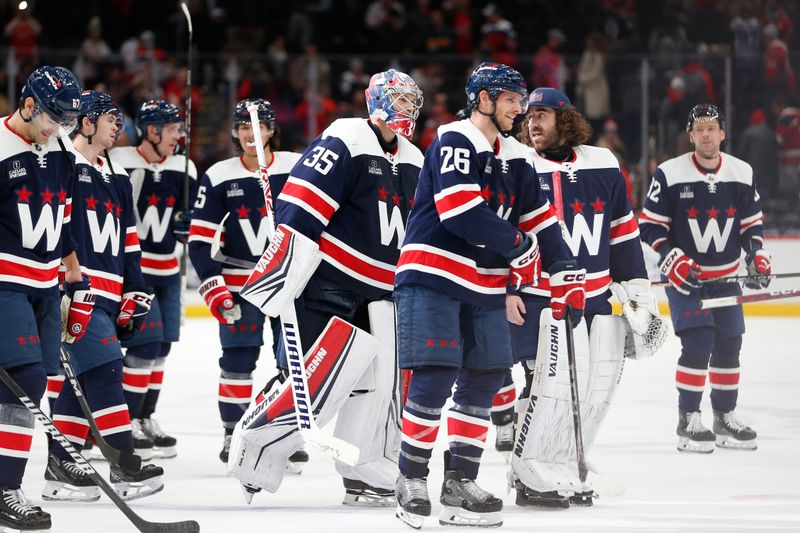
688,218,733,254
18,204,64,251
563,213,604,257
137,205,173,243
87,210,121,256
239,217,271,256
378,201,406,250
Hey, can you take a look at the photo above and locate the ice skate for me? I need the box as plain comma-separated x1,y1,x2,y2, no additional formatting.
110,463,164,501
285,447,308,475
494,423,514,460
395,475,430,529
513,478,570,509
141,418,177,458
677,410,715,453
342,478,396,507
130,419,154,461
568,491,595,506
41,454,100,502
713,410,757,450
219,430,232,463
439,469,503,527
0,487,51,532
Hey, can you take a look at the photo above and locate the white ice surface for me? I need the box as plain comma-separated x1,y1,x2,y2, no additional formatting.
21,317,800,532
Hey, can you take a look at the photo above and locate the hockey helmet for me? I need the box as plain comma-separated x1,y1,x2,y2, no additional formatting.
686,103,725,132
135,99,182,138
20,66,82,131
365,69,423,140
465,62,528,112
232,98,276,134
78,90,124,134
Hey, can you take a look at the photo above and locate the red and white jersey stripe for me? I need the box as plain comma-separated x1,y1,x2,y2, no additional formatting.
188,218,219,245
279,176,339,226
397,243,508,296
519,203,559,235
125,226,140,253
0,253,60,289
609,211,640,245
319,232,396,292
434,184,484,221
140,251,179,276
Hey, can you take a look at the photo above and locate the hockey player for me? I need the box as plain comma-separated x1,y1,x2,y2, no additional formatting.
393,63,581,528
188,98,307,469
639,104,769,452
0,66,92,532
110,100,197,459
233,69,424,506
503,87,663,508
46,89,164,502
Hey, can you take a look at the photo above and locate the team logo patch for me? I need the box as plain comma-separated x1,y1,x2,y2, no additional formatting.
78,168,92,183
8,160,27,180
227,183,244,197
679,185,694,199
368,159,383,176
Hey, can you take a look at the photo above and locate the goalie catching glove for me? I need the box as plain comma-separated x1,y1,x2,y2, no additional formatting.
199,275,242,324
116,288,154,341
61,277,95,343
610,279,669,360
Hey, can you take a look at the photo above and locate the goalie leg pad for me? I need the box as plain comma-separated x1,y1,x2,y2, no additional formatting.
228,316,378,492
334,300,401,490
240,224,322,317
511,309,588,496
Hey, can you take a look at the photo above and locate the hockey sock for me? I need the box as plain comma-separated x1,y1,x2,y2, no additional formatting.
46,374,64,416
122,345,159,418
0,363,45,489
447,368,505,479
676,327,714,412
709,334,742,412
140,349,169,419
399,366,458,479
490,368,515,426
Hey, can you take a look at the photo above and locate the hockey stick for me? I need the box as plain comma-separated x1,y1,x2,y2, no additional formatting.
0,364,200,533
652,271,800,288
178,1,193,319
564,311,588,483
209,212,258,269
245,103,359,465
701,287,800,309
58,346,141,472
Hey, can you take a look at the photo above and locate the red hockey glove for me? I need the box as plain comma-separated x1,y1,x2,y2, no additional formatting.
659,247,701,295
199,275,241,324
61,278,95,343
505,231,541,291
116,288,154,342
745,249,772,289
549,261,586,322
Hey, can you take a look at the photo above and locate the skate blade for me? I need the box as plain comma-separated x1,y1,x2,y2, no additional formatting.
285,461,303,476
42,480,101,502
439,506,503,528
114,478,164,501
152,445,178,459
716,435,757,450
396,504,426,529
0,527,49,533
343,493,396,507
241,484,260,505
677,437,715,453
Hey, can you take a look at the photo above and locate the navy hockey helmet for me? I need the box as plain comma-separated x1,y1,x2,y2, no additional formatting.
135,99,182,138
465,62,528,112
365,69,423,140
686,103,725,132
78,90,123,131
20,66,82,130
232,98,276,131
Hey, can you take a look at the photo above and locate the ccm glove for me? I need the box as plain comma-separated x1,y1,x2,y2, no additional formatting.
61,277,95,343
549,260,586,323
659,247,701,295
173,210,193,243
199,275,241,324
745,249,772,289
116,287,154,342
505,231,541,291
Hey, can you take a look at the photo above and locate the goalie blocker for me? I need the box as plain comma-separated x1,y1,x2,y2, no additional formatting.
228,316,379,496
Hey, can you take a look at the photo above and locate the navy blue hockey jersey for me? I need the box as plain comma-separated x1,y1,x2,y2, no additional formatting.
276,118,424,300
639,152,764,278
0,116,76,299
395,119,571,309
520,145,646,316
188,152,300,292
108,146,197,286
66,153,144,315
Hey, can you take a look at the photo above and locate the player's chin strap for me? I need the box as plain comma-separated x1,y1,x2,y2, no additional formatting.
146,129,165,158
475,100,515,138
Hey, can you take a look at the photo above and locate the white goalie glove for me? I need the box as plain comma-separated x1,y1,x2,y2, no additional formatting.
610,279,669,360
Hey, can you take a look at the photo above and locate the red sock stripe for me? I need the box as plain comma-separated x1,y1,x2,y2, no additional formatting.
53,416,90,443
122,368,152,392
219,379,253,402
676,370,706,387
447,416,489,442
0,424,34,456
149,370,164,385
46,375,65,398
93,405,132,435
708,370,740,386
492,384,516,410
402,418,440,445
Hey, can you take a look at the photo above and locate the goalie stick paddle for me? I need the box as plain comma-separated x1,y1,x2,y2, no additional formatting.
59,346,141,472
243,103,359,466
0,364,200,533
701,287,800,309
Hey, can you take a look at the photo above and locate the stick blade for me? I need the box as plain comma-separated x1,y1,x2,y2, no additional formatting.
141,519,200,533
311,432,360,466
